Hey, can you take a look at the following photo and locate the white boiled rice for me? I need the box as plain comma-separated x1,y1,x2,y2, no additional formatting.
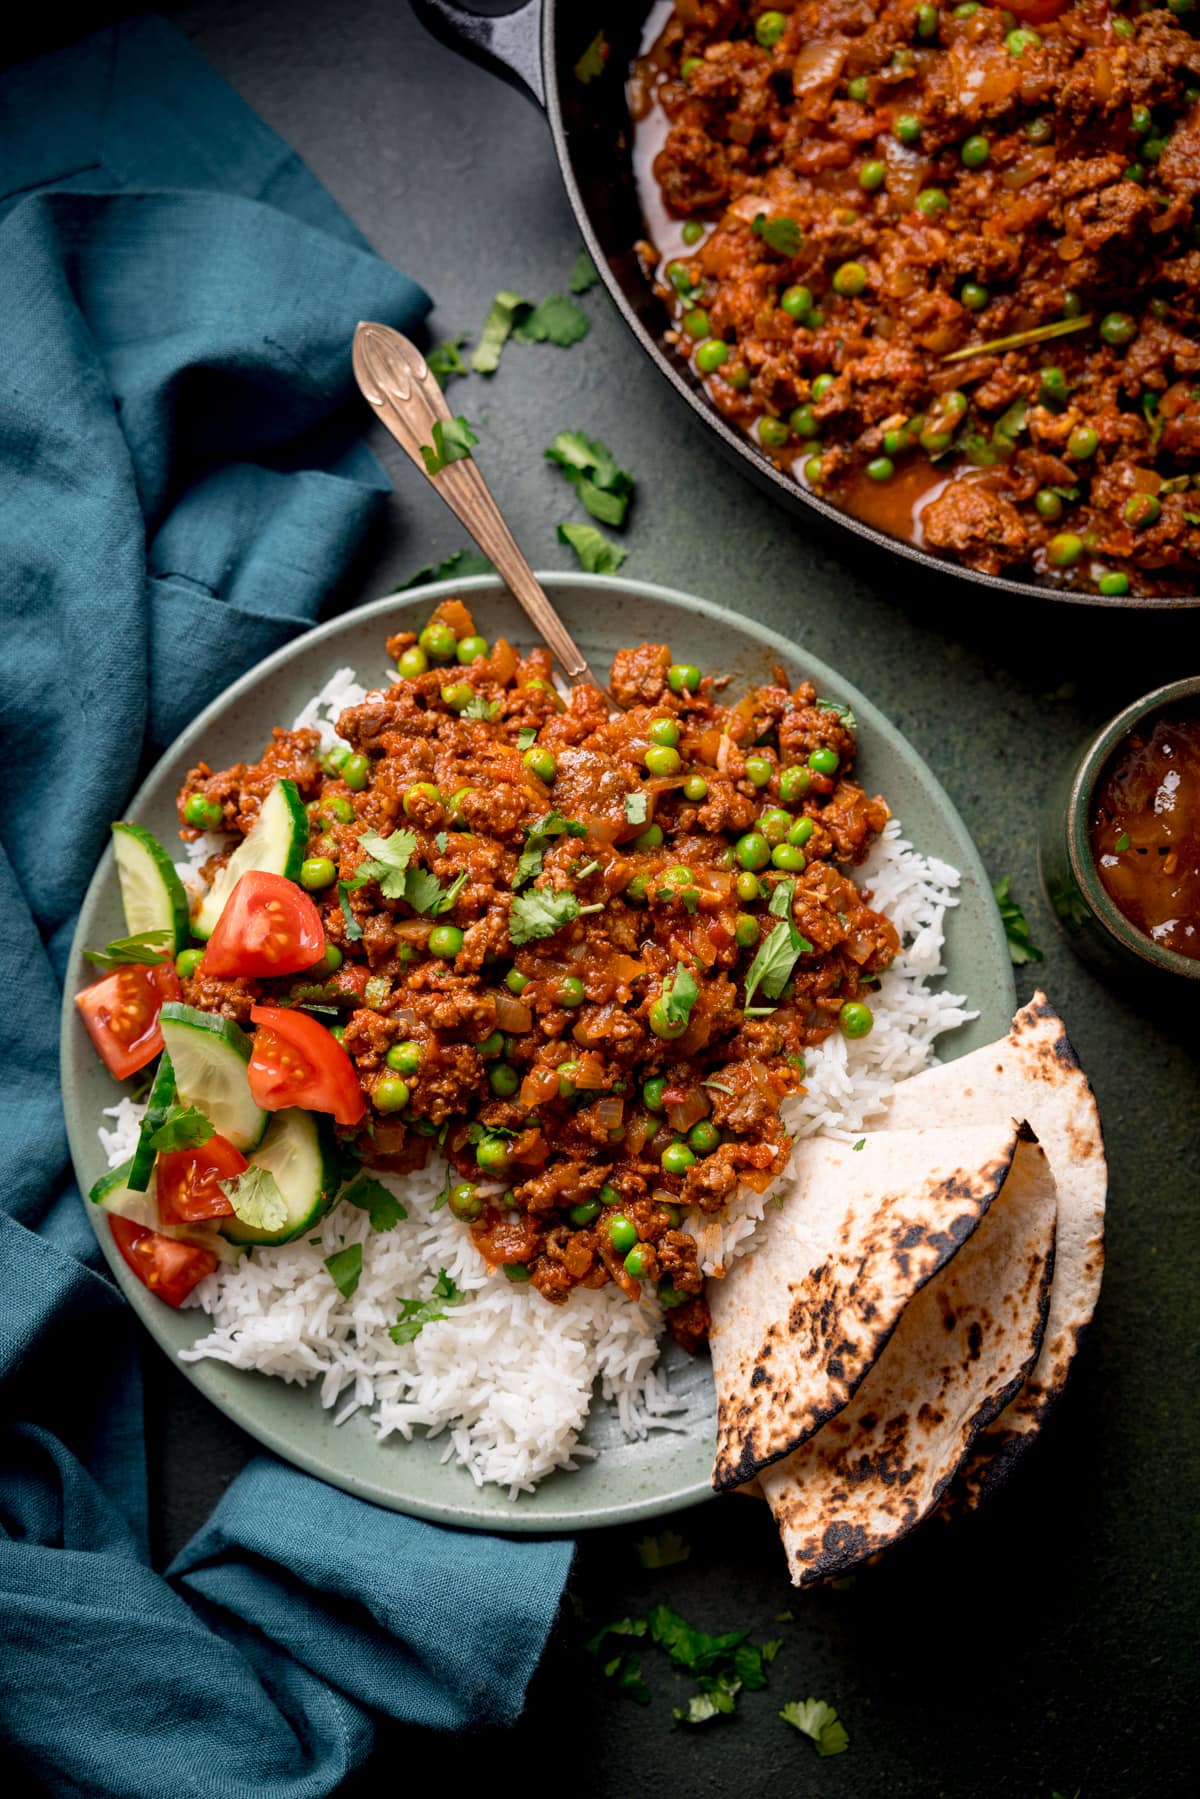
107,665,974,1496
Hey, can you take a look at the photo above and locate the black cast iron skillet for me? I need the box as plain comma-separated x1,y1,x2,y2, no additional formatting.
411,0,1198,611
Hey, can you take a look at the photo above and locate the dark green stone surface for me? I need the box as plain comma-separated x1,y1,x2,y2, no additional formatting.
105,1,1200,1789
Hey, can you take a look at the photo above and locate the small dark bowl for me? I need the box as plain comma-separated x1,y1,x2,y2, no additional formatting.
1039,675,1200,982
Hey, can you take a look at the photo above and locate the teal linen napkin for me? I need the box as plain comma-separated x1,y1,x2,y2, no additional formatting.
0,18,572,1795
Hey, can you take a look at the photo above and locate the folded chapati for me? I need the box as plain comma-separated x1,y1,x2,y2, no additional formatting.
710,1118,1041,1493
881,992,1106,1508
758,1131,1056,1585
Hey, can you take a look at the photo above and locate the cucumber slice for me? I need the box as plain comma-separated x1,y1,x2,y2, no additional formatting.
193,779,308,940
111,822,191,954
88,1161,241,1264
127,1053,176,1192
219,1108,339,1246
159,1003,267,1152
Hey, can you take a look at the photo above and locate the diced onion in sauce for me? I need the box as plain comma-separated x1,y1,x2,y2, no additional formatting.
495,993,532,1033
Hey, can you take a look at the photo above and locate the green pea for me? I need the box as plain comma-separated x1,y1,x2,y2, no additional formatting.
456,635,488,665
606,1214,638,1254
1068,426,1099,460
789,404,820,439
448,1181,483,1222
915,188,949,217
323,796,356,825
330,1024,346,1045
661,1139,696,1175
688,1119,721,1155
683,775,709,802
1005,28,1041,57
847,75,869,101
644,745,682,777
832,261,868,297
961,134,989,169
759,807,792,845
558,976,585,1008
953,0,979,13
735,913,759,949
475,1030,504,1060
808,747,839,775
695,338,730,376
1025,116,1053,145
649,716,681,748
175,947,204,980
323,745,351,775
681,220,704,245
1141,136,1167,164
556,1060,581,1097
633,823,664,852
649,997,689,1040
788,817,814,847
802,453,824,485
745,755,774,788
806,309,825,329
387,1040,422,1076
429,924,464,958
1100,312,1136,347
418,620,457,661
758,416,791,448
668,663,701,693
894,113,921,146
643,1076,668,1113
811,373,834,400
681,57,702,79
403,782,440,818
755,10,787,48
317,939,341,972
856,159,886,193
623,1244,651,1280
866,456,895,482
1111,15,1133,34
779,765,812,804
725,366,751,391
489,1063,520,1097
1039,366,1069,405
299,856,337,891
396,645,428,679
1097,571,1130,596
523,747,558,783
1131,105,1152,137
183,793,223,830
1047,533,1084,569
658,1202,683,1229
1169,0,1195,14
625,874,649,905
342,754,370,792
1035,489,1064,522
780,284,814,320
568,1196,603,1227
681,307,710,339
735,831,771,872
658,1278,687,1309
1124,493,1160,529
441,681,474,713
960,282,989,311
475,1134,512,1174
772,843,807,871
506,968,529,995
915,3,938,37
839,1001,874,1039
735,870,761,902
374,1076,409,1113
504,1263,532,1282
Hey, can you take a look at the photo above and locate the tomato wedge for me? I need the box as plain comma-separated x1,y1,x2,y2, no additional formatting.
76,961,182,1079
109,1215,217,1307
202,871,325,978
157,1131,247,1223
248,1003,365,1126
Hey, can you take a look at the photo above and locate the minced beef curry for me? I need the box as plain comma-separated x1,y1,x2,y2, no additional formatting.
634,0,1200,597
178,602,898,1347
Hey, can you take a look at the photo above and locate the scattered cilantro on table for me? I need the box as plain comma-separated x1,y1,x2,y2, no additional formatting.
514,294,590,347
84,929,174,970
779,1697,849,1757
419,416,478,476
557,521,626,574
636,1530,690,1569
397,548,494,590
426,336,468,386
994,874,1044,965
324,1242,362,1300
569,248,599,294
545,430,633,527
574,31,608,84
471,290,530,375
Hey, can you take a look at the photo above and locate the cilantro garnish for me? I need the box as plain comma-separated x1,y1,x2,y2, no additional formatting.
574,30,608,83
557,522,626,574
509,886,582,945
389,1268,463,1344
398,548,494,591
674,1674,741,1725
585,1617,647,1656
405,866,467,917
624,789,649,828
648,1604,748,1676
751,212,803,257
426,336,468,387
517,727,538,751
545,431,633,527
356,826,419,899
993,875,1044,965
742,880,811,1012
815,697,858,731
514,811,588,890
337,879,364,942
658,963,699,1033
342,1170,407,1232
324,1242,363,1299
220,1166,288,1234
761,1638,783,1665
569,248,599,294
84,929,173,970
146,1103,214,1154
1114,832,1131,852
637,1530,690,1569
462,693,501,721
513,294,590,347
853,1137,866,1151
419,416,478,476
471,290,529,375
603,1655,651,1705
779,1697,849,1757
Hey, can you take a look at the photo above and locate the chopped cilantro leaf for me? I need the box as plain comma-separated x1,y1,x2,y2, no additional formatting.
419,416,478,476
357,826,419,900
658,963,699,1032
462,693,500,721
648,1604,747,1675
574,30,608,83
434,831,449,854
389,1268,463,1343
545,430,633,527
220,1166,288,1234
853,1137,866,1151
404,865,465,917
513,812,588,891
624,789,649,828
761,1638,784,1664
636,1529,690,1569
743,879,810,1010
517,727,538,751
342,1171,407,1232
426,336,468,387
779,1697,849,1757
1114,832,1131,852
513,294,590,348
569,248,599,294
509,886,582,945
397,548,494,590
603,1654,651,1704
993,875,1044,965
733,1642,768,1690
815,697,858,731
84,929,174,970
471,290,530,376
557,521,627,574
324,1242,363,1299
585,1617,648,1656
337,879,364,942
674,1673,742,1725
147,1103,214,1154
751,213,803,257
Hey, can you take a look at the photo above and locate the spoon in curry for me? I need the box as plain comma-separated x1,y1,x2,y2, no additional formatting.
352,321,611,696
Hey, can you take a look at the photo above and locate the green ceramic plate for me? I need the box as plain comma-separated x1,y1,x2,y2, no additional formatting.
61,574,1015,1533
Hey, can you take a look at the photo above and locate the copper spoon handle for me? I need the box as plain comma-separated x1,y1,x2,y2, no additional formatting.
353,321,605,690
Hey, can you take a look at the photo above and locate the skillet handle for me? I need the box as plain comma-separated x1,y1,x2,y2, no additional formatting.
410,0,546,110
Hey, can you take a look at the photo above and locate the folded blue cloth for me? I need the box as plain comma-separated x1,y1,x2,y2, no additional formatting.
0,18,572,1794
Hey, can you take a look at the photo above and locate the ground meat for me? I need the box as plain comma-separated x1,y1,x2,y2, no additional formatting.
922,480,1029,576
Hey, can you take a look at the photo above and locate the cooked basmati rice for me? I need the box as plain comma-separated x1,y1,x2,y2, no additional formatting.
102,664,974,1496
